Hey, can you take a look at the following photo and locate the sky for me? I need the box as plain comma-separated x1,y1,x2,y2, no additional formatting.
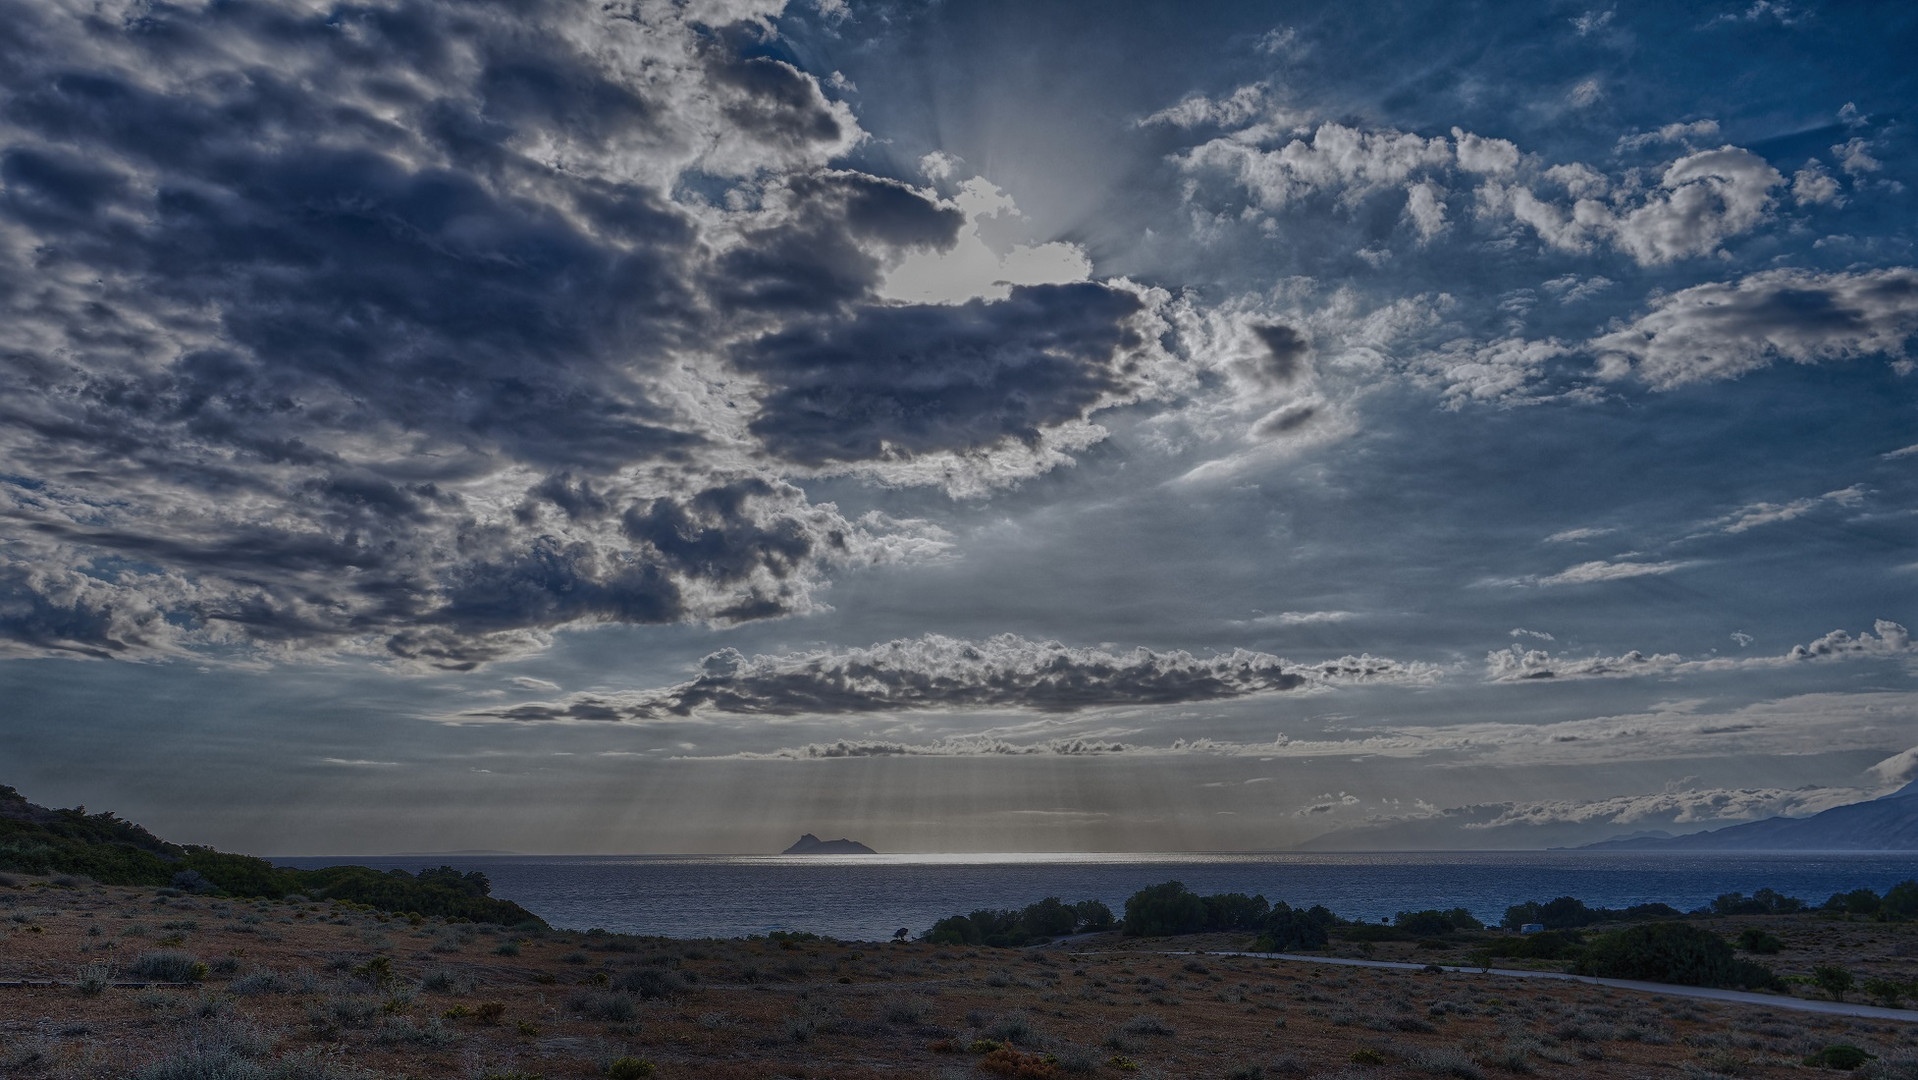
1,0,1914,855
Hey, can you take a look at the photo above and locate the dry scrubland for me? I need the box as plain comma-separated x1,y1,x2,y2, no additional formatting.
3,875,1917,1080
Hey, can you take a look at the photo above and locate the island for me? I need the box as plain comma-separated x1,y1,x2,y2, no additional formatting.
782,832,877,854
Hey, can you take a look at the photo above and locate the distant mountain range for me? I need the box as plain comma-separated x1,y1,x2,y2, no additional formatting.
1580,781,1918,851
782,833,876,855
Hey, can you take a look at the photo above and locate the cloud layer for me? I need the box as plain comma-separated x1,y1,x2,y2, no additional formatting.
459,632,1439,722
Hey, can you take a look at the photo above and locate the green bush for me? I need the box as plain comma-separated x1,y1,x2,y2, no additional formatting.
1736,927,1783,954
606,1058,656,1080
1574,922,1781,990
1804,1044,1875,1070
1813,965,1854,1001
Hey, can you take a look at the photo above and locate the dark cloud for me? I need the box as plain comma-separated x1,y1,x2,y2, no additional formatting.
454,632,1439,722
0,0,989,665
739,283,1149,465
1249,323,1312,384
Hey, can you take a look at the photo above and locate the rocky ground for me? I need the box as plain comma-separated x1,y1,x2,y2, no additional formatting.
2,873,1916,1079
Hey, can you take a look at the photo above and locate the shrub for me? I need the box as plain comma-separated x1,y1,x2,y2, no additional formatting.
607,1058,656,1080
1804,1044,1875,1070
1574,923,1780,990
1735,927,1783,954
75,963,110,996
614,967,687,999
1861,977,1906,1008
1812,965,1854,1002
566,989,636,1021
130,950,207,983
1349,1048,1386,1065
1396,909,1481,936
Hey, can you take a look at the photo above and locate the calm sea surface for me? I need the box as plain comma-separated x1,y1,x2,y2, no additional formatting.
275,851,1918,942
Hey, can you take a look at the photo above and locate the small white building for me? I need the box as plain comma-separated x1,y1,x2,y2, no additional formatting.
1519,923,1546,934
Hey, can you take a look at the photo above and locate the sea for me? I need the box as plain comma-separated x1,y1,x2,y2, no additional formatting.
273,851,1918,942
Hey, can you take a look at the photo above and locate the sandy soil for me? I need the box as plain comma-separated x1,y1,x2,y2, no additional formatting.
3,875,1916,1079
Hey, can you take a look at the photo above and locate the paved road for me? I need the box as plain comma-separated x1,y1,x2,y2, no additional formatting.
1161,950,1918,1023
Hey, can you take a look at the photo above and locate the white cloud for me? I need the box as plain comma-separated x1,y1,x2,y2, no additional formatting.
1464,784,1868,830
1702,485,1865,534
1510,628,1555,641
1792,160,1843,205
1834,137,1882,176
1615,120,1721,153
1139,83,1290,130
1535,559,1692,586
1542,275,1614,303
1867,744,1918,786
1490,146,1782,265
1404,181,1449,241
509,676,562,692
1486,619,1914,681
1591,267,1918,387
1545,526,1614,543
1411,336,1570,408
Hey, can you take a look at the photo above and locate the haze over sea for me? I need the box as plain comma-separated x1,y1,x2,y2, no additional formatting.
278,852,1918,942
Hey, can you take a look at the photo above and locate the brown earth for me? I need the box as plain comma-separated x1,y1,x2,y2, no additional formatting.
2,874,1916,1079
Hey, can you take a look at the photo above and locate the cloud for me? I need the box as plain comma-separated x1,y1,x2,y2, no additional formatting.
1167,112,1783,265
707,736,1141,759
1615,120,1721,153
1486,619,1914,681
1173,122,1454,212
449,632,1442,722
1481,146,1782,265
1700,485,1865,534
1867,744,1918,786
508,676,562,693
1591,268,1918,387
1140,83,1287,131
1545,527,1614,543
1534,559,1692,586
1792,161,1843,205
0,0,1175,665
1463,784,1868,831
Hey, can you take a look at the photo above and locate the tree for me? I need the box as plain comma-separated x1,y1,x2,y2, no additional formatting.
1122,881,1208,937
1257,902,1333,952
1020,897,1079,938
1073,899,1115,931
1201,892,1270,932
1880,880,1918,921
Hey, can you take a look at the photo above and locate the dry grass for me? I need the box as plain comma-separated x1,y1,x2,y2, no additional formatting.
1,874,1915,1079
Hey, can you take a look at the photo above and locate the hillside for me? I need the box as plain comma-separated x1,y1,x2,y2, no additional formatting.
0,784,543,926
